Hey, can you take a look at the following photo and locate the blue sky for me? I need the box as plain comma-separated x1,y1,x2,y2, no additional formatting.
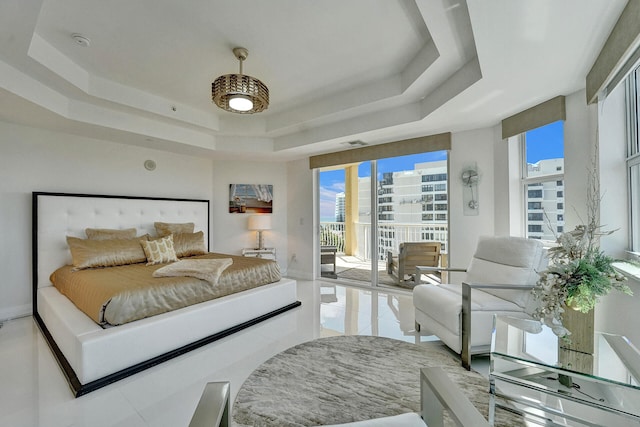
525,120,564,163
319,121,563,220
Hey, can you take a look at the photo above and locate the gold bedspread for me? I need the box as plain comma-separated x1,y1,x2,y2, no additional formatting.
50,253,281,326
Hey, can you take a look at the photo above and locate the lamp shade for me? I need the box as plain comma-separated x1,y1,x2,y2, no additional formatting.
248,215,271,231
212,47,269,114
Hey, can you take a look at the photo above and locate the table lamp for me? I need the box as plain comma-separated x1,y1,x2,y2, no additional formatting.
248,215,271,250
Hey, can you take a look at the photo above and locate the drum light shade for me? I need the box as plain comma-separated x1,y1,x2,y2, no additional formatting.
248,215,272,249
212,47,269,114
248,215,271,231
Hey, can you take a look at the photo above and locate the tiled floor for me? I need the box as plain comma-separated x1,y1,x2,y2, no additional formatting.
0,280,484,427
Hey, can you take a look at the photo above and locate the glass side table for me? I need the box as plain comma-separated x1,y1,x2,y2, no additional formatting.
241,247,276,260
490,315,640,426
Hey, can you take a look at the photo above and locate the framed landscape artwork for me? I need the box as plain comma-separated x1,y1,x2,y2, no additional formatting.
229,184,273,213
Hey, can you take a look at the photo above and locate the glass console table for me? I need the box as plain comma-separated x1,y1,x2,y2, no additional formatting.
490,315,640,426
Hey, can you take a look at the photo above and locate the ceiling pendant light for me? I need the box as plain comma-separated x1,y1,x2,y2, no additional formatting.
212,47,269,114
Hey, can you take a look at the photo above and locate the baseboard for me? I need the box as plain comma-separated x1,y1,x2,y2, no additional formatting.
0,304,31,322
284,269,314,280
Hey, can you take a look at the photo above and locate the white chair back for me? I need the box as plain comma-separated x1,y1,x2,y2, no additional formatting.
465,236,547,308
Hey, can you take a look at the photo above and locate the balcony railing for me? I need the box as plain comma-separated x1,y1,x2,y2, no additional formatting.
320,221,448,261
320,222,346,252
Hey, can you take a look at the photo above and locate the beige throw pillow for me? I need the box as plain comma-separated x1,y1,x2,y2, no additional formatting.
67,236,148,270
142,235,179,265
154,222,195,237
173,231,206,258
85,227,137,240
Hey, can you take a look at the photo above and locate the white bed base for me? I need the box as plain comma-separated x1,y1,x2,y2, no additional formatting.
32,192,300,396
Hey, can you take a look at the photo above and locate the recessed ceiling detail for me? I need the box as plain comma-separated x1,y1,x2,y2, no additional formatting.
0,0,628,160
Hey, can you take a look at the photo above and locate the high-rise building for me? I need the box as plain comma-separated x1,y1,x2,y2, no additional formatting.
526,158,564,241
335,192,345,222
361,161,448,224
355,161,448,258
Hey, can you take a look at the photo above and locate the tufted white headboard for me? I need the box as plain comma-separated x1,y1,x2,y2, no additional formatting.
32,192,210,292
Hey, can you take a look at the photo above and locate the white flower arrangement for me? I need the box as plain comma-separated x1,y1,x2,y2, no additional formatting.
531,164,632,338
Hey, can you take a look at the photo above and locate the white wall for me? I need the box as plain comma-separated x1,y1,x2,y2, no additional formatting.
564,90,598,230
210,158,289,273
0,120,214,320
285,159,315,279
448,127,496,273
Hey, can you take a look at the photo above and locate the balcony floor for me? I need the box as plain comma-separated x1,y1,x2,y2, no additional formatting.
321,253,441,289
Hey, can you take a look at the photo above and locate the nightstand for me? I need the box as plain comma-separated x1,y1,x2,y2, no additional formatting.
241,247,276,260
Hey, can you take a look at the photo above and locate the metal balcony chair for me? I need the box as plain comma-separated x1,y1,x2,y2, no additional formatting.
387,241,441,284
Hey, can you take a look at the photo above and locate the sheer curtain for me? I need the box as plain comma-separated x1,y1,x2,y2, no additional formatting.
251,185,273,203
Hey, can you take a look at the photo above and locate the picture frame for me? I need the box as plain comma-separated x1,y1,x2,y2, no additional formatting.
229,184,273,213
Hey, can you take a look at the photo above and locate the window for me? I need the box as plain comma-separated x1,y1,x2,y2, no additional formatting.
434,183,446,191
557,214,564,221
522,121,565,240
626,65,640,252
435,194,447,201
422,173,447,182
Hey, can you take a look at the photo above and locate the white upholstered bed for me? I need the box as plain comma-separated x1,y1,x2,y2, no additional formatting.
32,192,300,396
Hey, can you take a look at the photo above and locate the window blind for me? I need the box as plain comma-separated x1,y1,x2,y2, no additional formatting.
586,0,640,104
309,133,451,169
501,96,566,140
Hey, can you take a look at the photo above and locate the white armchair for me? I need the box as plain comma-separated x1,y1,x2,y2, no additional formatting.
413,236,547,370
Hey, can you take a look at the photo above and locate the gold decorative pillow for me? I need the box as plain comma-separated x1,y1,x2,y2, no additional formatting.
154,222,195,237
142,235,179,265
85,227,137,240
67,236,148,270
172,231,207,258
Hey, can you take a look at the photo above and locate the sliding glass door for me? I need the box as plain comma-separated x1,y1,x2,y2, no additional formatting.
319,162,373,284
318,151,448,288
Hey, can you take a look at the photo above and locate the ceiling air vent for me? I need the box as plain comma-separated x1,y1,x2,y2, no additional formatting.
342,140,368,147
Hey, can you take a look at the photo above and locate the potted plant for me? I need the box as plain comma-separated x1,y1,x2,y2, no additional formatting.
531,167,632,339
532,227,631,338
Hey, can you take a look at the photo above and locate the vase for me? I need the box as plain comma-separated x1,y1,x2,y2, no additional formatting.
558,307,594,380
560,304,595,355
557,305,595,378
